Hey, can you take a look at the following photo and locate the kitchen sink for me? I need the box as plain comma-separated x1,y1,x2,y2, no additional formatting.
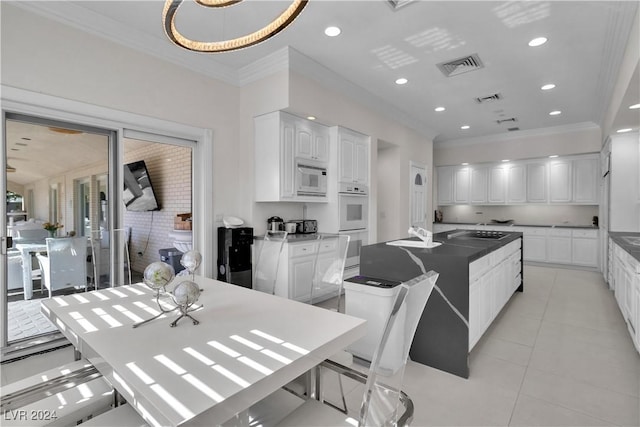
386,240,442,249
622,236,640,246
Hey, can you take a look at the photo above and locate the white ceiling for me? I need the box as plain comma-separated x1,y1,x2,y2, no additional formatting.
5,0,640,180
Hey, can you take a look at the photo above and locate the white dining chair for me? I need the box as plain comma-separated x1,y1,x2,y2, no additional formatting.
253,230,288,295
88,227,132,289
241,270,439,427
36,237,88,298
309,234,351,311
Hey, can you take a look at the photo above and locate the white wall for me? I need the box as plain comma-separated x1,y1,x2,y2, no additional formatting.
610,132,640,232
440,205,599,227
434,125,602,167
287,72,433,241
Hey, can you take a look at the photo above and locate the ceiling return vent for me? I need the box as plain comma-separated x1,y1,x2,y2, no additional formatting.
475,93,503,104
437,54,484,77
496,117,517,124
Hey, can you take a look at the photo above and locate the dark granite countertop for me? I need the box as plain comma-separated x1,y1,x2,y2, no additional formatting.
434,221,598,229
609,232,640,263
364,230,523,264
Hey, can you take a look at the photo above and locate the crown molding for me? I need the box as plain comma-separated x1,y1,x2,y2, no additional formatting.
434,122,601,149
238,47,290,86
10,1,240,86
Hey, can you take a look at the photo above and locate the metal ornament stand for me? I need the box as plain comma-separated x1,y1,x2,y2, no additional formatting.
134,251,203,328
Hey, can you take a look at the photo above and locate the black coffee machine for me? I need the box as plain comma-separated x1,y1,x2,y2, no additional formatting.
217,227,253,288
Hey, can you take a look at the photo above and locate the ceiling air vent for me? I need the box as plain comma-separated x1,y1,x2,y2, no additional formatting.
508,127,520,132
437,54,484,77
475,93,503,104
496,117,517,124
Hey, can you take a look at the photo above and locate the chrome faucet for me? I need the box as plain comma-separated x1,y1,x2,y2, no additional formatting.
408,226,433,245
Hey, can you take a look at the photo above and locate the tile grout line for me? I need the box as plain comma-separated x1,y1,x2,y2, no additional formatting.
507,267,556,426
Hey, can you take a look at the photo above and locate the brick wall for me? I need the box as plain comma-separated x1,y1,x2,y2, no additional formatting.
124,143,192,273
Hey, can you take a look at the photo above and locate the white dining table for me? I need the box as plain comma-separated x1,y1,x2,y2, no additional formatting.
40,276,366,427
15,242,47,300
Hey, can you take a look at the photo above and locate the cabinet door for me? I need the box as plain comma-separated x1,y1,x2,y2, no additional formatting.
470,167,488,204
571,237,598,267
527,163,547,202
295,123,314,160
280,119,296,198
437,167,454,205
469,280,480,350
339,136,355,183
289,257,314,301
524,235,546,262
549,160,572,203
354,141,369,185
507,164,527,203
573,157,598,204
454,167,470,204
547,236,572,264
314,129,330,162
488,166,507,204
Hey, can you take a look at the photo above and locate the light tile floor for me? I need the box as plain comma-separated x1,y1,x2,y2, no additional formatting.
2,265,639,426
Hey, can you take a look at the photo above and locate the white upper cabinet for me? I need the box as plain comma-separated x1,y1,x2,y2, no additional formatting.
488,165,507,204
573,157,598,204
435,154,598,207
470,167,488,204
255,111,329,202
295,120,329,163
454,167,471,204
507,163,526,203
338,127,369,185
437,166,454,205
526,162,547,203
549,159,572,203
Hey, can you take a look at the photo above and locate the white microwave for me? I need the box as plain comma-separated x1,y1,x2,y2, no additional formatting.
296,160,327,197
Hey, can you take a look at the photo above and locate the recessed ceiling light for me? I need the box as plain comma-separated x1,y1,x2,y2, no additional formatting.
461,162,469,166
617,128,633,133
460,125,470,130
395,78,408,85
435,107,446,112
528,37,547,47
541,84,556,90
549,155,558,158
502,159,510,162
549,110,562,116
307,116,316,120
324,26,341,37
630,103,640,110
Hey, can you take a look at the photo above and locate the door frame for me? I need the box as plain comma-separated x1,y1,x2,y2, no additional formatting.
1,86,214,357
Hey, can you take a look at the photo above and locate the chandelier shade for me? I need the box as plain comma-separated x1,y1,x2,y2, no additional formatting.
162,0,308,53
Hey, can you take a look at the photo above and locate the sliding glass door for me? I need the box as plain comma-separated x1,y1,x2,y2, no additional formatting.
2,113,114,351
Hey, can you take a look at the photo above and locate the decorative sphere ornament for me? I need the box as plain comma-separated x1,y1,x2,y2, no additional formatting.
143,261,175,291
172,280,201,306
180,250,202,273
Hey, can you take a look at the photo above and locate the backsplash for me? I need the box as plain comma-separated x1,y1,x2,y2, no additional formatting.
438,205,599,226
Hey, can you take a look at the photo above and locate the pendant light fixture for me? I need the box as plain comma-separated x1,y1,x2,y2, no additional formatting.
163,0,308,53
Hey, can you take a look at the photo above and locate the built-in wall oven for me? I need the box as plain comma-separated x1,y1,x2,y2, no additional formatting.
338,183,369,277
338,183,368,231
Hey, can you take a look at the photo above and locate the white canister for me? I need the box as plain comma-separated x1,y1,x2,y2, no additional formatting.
284,222,297,234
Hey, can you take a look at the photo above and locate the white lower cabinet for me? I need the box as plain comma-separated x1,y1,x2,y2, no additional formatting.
523,228,547,262
469,238,522,350
268,239,337,303
571,229,599,266
609,239,640,353
547,229,572,264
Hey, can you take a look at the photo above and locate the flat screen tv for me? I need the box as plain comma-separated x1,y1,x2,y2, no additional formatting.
123,160,160,211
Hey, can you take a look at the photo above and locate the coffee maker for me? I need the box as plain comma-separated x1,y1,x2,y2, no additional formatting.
217,227,253,288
